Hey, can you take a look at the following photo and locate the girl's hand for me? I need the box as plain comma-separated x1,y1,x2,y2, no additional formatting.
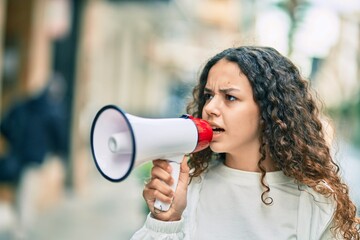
143,156,190,221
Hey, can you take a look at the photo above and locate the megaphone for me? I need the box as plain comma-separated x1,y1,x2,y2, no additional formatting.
90,105,213,211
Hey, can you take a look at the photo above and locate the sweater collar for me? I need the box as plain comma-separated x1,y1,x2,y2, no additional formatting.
214,162,294,185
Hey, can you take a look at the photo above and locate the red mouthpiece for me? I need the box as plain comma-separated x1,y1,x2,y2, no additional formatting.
184,115,213,152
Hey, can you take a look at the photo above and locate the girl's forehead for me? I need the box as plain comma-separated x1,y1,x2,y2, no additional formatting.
205,60,249,90
205,78,239,89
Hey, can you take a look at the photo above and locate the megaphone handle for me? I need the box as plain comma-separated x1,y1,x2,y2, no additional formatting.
154,159,182,212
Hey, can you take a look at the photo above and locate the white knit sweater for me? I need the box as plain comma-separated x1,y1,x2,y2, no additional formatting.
131,162,336,240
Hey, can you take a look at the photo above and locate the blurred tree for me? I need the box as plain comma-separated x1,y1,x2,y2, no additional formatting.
275,0,310,56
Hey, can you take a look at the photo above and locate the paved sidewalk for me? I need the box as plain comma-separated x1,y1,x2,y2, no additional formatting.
27,172,147,240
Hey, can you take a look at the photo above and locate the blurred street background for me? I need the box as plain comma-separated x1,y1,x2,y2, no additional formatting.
0,0,359,239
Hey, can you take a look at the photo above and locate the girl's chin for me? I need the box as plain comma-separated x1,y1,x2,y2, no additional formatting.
209,142,225,153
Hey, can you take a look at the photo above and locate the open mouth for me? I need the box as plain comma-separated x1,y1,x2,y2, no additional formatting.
212,127,225,134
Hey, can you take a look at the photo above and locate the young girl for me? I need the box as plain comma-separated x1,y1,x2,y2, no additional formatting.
131,46,360,239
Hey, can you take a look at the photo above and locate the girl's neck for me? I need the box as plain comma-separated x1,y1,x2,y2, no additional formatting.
225,152,278,172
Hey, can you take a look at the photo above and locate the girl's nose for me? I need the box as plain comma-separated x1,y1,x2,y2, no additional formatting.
203,97,221,117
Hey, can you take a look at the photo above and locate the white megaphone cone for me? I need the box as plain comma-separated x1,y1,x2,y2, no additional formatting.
90,105,213,211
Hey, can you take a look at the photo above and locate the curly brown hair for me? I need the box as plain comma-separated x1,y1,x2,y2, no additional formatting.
186,46,360,239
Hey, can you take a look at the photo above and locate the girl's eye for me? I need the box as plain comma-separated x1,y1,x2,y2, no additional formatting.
204,93,213,101
226,95,237,101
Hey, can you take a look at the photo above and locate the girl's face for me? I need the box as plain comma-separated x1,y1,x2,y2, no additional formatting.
202,59,261,156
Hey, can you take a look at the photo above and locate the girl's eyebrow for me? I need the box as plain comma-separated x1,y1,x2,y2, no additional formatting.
219,88,240,94
204,87,240,94
204,87,213,93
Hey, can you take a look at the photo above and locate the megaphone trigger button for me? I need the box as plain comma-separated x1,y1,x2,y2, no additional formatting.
154,206,162,215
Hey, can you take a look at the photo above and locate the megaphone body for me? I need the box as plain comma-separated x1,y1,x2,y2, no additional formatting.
90,105,212,211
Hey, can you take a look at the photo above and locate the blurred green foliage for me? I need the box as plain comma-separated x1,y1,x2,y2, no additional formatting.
134,162,153,213
328,98,360,147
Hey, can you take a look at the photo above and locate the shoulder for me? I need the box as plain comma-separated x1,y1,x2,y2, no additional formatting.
299,185,335,207
298,184,336,218
297,185,337,239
